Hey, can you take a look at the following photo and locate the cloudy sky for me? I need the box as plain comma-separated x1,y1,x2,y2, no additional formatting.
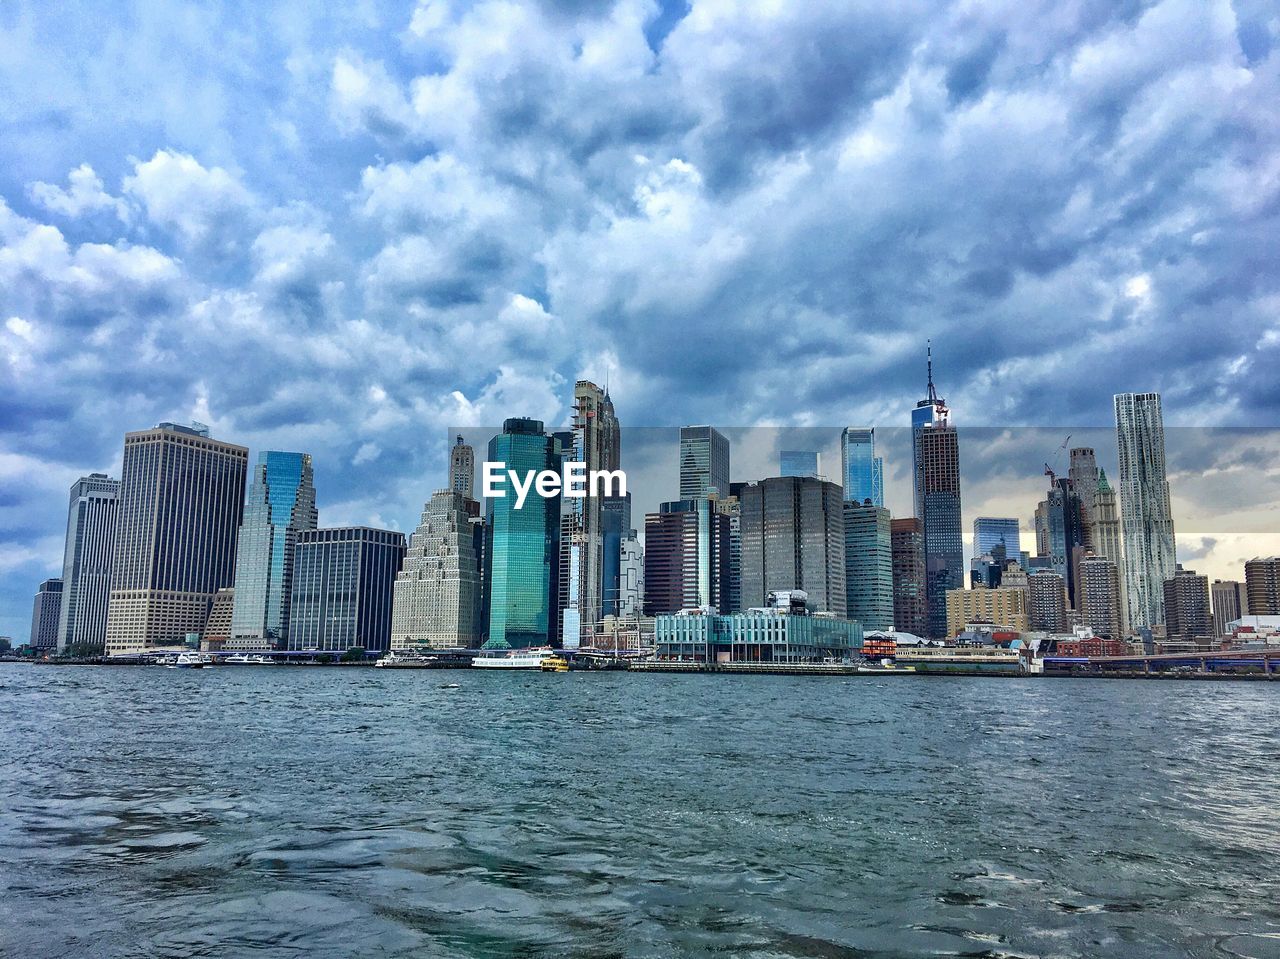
3,0,1279,640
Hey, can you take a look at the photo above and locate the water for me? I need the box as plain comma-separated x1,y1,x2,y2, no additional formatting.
1,665,1278,959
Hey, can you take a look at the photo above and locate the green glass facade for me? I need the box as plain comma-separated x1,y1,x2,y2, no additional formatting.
484,419,563,649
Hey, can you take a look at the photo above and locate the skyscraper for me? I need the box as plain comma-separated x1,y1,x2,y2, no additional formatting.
1163,565,1211,645
559,380,621,648
779,450,820,478
105,423,248,655
739,476,846,615
1034,477,1087,608
843,500,893,631
717,492,743,614
1028,570,1067,632
56,472,119,653
289,527,405,653
229,451,317,648
30,578,63,651
973,517,1021,565
1244,557,1280,616
600,493,632,617
643,500,732,614
840,428,883,506
449,435,475,499
619,530,644,617
1211,579,1247,637
486,418,564,649
891,518,926,636
392,489,483,649
1114,392,1176,629
912,347,963,639
1078,555,1123,639
679,426,730,500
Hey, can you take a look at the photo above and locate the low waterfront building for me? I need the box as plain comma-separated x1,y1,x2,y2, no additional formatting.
654,605,862,664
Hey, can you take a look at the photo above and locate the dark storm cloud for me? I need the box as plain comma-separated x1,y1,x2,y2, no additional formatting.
2,0,1280,638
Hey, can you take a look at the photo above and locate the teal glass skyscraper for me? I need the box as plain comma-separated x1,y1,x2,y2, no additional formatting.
230,451,317,647
485,418,564,649
841,428,883,506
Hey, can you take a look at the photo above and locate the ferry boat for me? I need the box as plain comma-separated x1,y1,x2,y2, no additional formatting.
472,647,559,670
169,652,206,669
540,654,570,672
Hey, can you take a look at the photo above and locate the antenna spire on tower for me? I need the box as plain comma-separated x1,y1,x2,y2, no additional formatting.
926,339,939,404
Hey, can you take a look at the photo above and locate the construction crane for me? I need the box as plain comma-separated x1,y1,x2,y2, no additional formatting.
1044,434,1071,486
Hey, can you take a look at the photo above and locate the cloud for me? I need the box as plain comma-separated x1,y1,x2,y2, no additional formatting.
122,149,255,247
28,163,130,222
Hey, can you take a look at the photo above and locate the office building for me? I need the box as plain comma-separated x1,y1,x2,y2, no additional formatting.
843,500,893,631
679,426,730,500
1028,570,1068,632
105,423,248,655
289,527,405,653
1078,555,1123,639
486,418,564,649
1163,565,1211,645
229,451,317,648
449,435,475,499
739,476,846,615
619,530,644,617
779,450,820,478
891,518,927,637
30,578,63,651
56,473,119,653
202,587,235,650
1034,477,1087,608
944,585,1028,637
717,493,743,614
840,428,883,506
1211,579,1247,638
601,493,631,617
1244,557,1280,616
973,517,1021,566
392,489,483,650
1114,392,1177,629
558,381,620,648
912,347,963,638
643,499,732,615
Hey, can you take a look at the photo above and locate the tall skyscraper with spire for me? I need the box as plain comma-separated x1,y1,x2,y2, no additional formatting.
560,380,621,648
1114,392,1176,630
912,344,963,639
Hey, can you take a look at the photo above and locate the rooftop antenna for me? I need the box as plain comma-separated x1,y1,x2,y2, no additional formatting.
926,340,939,405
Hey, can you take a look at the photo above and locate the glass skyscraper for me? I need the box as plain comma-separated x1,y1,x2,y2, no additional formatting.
486,418,564,649
973,517,1020,563
289,527,405,652
840,428,883,506
679,426,730,500
1114,392,1176,629
643,499,732,615
230,451,317,648
912,348,963,639
844,501,894,631
57,472,119,653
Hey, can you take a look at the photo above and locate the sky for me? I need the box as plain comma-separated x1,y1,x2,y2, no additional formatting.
2,0,1280,641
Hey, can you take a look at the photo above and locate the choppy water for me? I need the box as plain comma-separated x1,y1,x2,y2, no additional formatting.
1,664,1278,958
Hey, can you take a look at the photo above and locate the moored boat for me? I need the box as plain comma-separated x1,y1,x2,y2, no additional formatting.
472,647,559,670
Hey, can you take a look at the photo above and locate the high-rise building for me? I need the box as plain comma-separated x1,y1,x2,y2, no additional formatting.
739,476,846,615
449,435,475,499
105,423,248,655
841,428,883,506
912,347,963,638
486,418,564,649
1163,565,1211,645
679,426,730,500
1211,579,1247,638
229,451,317,648
779,450,820,478
619,530,644,617
973,517,1021,565
945,585,1028,636
392,489,484,650
1114,392,1176,629
1034,477,1087,608
202,587,235,649
1244,557,1280,616
559,381,620,649
601,493,632,617
717,493,742,614
843,500,893,631
289,527,405,653
1028,570,1068,632
30,578,63,651
643,500,732,614
56,473,119,653
1078,555,1123,639
891,518,926,637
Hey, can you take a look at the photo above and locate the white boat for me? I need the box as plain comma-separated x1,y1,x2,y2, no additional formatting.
471,647,559,670
170,651,205,669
